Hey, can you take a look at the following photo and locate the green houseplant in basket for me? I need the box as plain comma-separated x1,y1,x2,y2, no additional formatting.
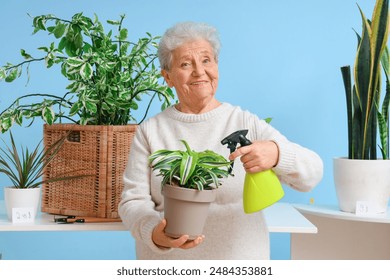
148,140,233,239
335,0,390,213
0,13,174,130
0,12,175,219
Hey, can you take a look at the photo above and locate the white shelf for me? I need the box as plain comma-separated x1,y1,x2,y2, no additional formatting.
264,202,317,233
0,200,125,231
293,204,390,224
291,204,390,259
0,201,316,233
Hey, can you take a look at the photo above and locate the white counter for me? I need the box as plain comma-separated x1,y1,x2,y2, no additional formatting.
0,201,316,233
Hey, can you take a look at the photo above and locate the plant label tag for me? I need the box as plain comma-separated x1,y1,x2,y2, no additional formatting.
12,207,35,224
355,201,376,216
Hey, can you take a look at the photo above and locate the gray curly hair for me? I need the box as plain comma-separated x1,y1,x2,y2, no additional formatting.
158,21,221,71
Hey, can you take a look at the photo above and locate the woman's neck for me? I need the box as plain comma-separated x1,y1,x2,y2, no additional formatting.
175,99,221,114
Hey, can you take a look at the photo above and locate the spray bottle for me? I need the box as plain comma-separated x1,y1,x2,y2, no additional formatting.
221,129,284,213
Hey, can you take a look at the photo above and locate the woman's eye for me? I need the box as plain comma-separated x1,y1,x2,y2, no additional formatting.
181,62,190,68
203,58,210,64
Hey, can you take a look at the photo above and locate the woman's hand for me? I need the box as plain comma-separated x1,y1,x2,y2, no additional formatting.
229,140,279,173
152,219,205,249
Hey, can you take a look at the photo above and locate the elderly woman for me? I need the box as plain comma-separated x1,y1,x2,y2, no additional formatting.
119,21,323,260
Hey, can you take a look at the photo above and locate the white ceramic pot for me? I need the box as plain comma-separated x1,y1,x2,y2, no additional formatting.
333,157,390,213
4,187,41,221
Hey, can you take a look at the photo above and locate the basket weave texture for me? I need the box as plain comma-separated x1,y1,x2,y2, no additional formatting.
42,124,137,218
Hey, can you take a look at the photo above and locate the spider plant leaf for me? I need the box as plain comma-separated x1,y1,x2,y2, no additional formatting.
194,180,204,191
168,161,180,184
151,152,182,170
198,161,232,169
180,139,192,153
179,152,198,186
202,168,220,188
212,168,230,177
148,149,175,164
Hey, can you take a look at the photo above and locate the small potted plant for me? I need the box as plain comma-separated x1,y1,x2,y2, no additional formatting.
149,140,233,239
336,0,390,213
0,132,81,221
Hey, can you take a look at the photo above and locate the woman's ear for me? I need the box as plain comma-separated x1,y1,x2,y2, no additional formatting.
161,69,173,88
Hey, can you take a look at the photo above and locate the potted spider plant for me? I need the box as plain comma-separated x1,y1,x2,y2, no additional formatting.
0,13,175,218
337,0,390,213
149,140,233,239
0,132,81,221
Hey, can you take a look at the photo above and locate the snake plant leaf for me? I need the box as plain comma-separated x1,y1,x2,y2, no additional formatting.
346,0,389,159
379,70,390,158
352,86,363,159
378,109,388,158
370,0,389,71
341,66,353,158
382,46,390,78
354,7,373,153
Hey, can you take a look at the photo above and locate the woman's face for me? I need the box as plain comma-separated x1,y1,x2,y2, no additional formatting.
162,39,219,111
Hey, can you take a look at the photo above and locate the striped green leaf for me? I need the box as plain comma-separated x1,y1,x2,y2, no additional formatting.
378,110,388,158
179,152,198,185
149,139,232,189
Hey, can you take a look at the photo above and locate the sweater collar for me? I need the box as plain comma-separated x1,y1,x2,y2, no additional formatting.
165,102,231,123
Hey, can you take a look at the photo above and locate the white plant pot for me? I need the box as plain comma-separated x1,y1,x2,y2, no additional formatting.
4,187,41,221
333,157,390,213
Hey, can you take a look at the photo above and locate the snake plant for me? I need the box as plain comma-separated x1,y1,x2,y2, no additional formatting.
341,0,389,159
149,140,233,190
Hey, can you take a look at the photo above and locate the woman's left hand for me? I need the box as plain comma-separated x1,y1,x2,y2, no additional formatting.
229,140,279,173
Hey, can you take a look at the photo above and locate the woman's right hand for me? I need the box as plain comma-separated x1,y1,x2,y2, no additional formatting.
152,219,205,249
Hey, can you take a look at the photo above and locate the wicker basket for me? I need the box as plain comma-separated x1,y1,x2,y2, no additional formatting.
42,124,137,218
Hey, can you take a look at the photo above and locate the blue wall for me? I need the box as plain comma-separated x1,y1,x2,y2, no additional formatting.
0,0,383,260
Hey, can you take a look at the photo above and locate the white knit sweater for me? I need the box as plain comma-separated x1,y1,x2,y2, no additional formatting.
118,103,323,259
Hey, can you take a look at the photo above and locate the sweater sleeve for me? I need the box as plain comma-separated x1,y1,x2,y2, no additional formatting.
248,114,323,192
118,124,173,254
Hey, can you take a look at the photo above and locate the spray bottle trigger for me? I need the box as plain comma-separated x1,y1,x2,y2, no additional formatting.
238,135,252,147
